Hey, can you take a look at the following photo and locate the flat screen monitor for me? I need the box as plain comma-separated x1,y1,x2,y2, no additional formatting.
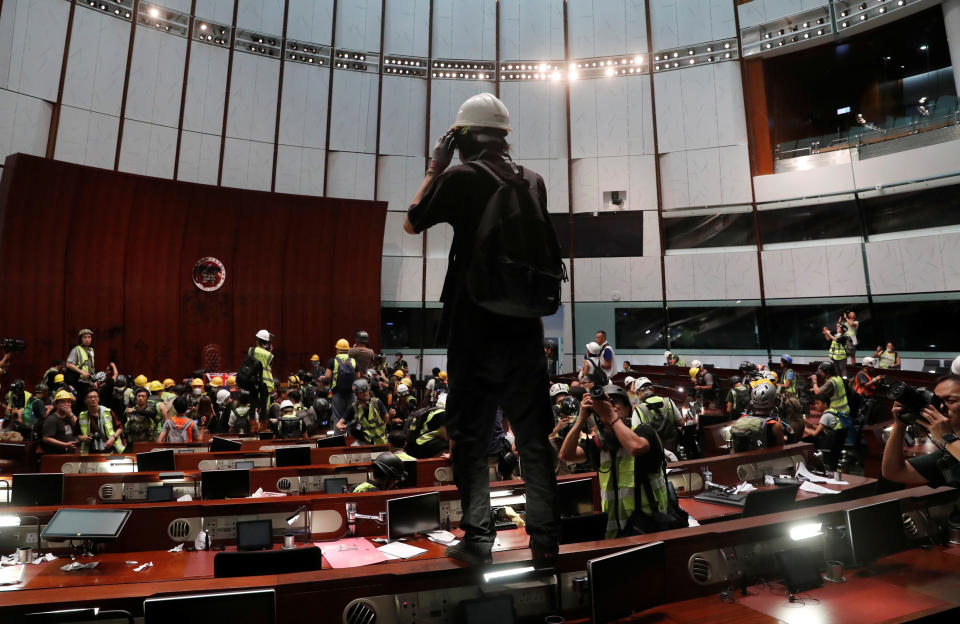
144,589,276,624
146,485,174,502
137,449,176,472
588,541,666,623
324,477,348,494
235,460,254,471
460,595,515,624
236,519,273,551
201,469,251,500
275,446,311,467
742,484,800,518
41,508,131,541
316,435,346,448
557,478,595,517
560,512,607,545
386,491,440,541
210,437,243,452
846,499,907,566
776,547,823,594
11,473,64,507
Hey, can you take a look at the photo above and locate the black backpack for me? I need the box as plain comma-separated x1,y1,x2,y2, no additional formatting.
236,348,264,393
464,161,566,318
333,355,356,392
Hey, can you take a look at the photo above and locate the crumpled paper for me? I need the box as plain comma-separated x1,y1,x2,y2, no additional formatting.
60,561,99,572
133,561,154,572
167,543,184,553
32,553,56,565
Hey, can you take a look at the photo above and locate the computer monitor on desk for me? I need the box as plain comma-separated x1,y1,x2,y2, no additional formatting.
588,541,666,623
144,589,276,624
386,491,440,541
557,477,594,517
316,434,346,448
210,437,243,452
742,483,800,517
201,469,251,500
11,473,64,507
846,499,907,566
137,449,176,472
41,508,131,542
275,445,311,467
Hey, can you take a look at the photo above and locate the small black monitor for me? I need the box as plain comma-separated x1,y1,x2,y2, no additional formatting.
386,491,441,541
201,469,251,500
588,541,666,623
742,484,800,517
235,460,255,470
137,449,176,472
560,512,608,544
275,446,311,467
11,473,64,507
41,508,131,541
557,478,595,517
460,595,515,624
846,499,907,566
324,477,348,494
316,435,346,448
776,547,823,594
236,519,273,551
144,589,276,624
210,437,243,452
146,485,174,502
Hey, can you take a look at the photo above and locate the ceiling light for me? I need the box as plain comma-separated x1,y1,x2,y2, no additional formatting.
568,69,578,80
672,51,679,58
148,6,159,17
724,43,731,49
604,67,615,77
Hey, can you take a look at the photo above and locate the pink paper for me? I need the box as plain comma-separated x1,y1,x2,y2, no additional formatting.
316,538,389,569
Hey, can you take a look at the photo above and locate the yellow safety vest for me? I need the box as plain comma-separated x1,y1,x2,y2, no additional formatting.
73,346,95,374
878,351,897,369
252,346,274,390
828,340,846,361
78,406,125,453
828,376,849,413
598,447,668,539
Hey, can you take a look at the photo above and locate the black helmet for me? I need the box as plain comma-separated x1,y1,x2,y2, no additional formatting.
35,383,48,394
818,361,837,377
356,330,369,343
115,374,128,388
372,452,406,481
739,360,754,371
9,379,24,391
558,396,580,416
352,379,370,394
729,376,742,385
603,384,630,407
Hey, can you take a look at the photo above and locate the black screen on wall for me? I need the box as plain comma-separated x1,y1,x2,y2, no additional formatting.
550,212,643,258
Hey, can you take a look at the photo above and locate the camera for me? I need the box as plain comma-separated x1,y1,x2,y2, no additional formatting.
587,367,608,400
1,338,25,352
884,379,944,425
88,430,105,452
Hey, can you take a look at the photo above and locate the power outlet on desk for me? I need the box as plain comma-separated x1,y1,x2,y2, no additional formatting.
394,586,481,624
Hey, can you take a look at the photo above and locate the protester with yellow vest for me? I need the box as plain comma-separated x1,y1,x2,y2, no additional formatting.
876,342,901,370
559,385,672,539
821,323,850,379
810,360,856,447
66,329,96,395
250,329,275,415
77,388,124,453
336,379,386,445
804,396,846,470
325,338,357,424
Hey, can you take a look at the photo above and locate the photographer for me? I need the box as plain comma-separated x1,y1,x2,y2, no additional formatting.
876,342,901,370
810,361,854,445
65,329,96,397
821,322,849,379
42,390,79,453
77,388,124,454
559,385,675,539
882,375,960,486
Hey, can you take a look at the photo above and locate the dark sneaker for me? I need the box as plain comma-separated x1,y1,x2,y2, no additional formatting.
445,542,492,567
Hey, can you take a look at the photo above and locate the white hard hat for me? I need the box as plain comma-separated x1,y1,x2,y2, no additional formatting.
586,341,602,356
280,399,294,410
451,92,511,132
664,351,672,358
216,389,231,405
436,393,448,408
952,355,960,375
635,377,653,390
256,329,271,341
691,360,703,369
624,376,635,388
549,383,569,397
396,383,409,395
862,356,878,367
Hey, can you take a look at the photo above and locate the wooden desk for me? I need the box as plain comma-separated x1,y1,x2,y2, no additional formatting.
669,443,814,486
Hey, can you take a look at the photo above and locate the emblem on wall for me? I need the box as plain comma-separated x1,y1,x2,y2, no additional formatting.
192,257,226,291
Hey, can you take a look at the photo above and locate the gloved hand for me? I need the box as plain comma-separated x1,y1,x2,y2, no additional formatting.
428,130,456,174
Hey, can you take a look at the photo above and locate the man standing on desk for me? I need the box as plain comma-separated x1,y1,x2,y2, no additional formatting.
882,374,960,487
403,93,560,567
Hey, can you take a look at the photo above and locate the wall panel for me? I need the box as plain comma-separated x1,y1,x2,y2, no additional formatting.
336,0,382,52
432,0,496,60
287,0,334,44
237,0,285,35
499,0,565,61
54,106,119,169
62,6,131,116
181,41,230,135
278,64,330,149
329,70,379,153
125,26,187,127
379,76,428,157
0,0,69,101
225,53,280,142
0,90,51,162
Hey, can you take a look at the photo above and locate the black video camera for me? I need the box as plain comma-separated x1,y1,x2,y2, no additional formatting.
1,338,25,352
587,367,608,400
884,379,944,425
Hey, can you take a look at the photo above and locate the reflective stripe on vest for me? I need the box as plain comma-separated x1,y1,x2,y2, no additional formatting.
78,407,124,453
598,447,668,539
354,481,378,493
879,351,897,369
358,401,386,445
252,347,274,389
854,370,873,395
828,376,849,413
829,340,846,361
415,408,445,447
74,346,95,374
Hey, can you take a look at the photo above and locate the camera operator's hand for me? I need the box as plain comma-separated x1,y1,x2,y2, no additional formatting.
428,131,456,174
891,403,907,432
919,404,953,442
584,394,617,426
78,434,92,443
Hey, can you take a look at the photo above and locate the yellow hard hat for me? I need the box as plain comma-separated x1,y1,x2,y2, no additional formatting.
689,367,699,379
438,371,447,380
393,370,405,378
54,389,74,402
163,378,176,388
310,354,320,362
335,338,350,351
148,380,163,392
227,375,237,387
401,377,412,388
191,378,204,387
134,374,148,387
210,376,223,387
54,373,65,384
289,375,300,385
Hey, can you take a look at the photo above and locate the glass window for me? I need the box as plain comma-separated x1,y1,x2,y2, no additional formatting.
662,212,755,249
871,300,960,352
381,307,446,350
556,212,645,258
668,306,762,350
862,182,960,236
614,308,667,350
550,214,571,258
765,304,873,351
757,200,861,244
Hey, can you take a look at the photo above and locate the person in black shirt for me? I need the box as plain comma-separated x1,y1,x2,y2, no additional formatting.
403,93,558,568
42,390,79,453
882,374,960,487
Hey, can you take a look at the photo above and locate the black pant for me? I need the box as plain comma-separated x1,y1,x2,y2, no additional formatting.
445,313,559,553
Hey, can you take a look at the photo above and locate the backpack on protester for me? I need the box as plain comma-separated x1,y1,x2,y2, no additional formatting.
463,161,567,318
729,416,769,453
236,349,264,393
333,356,356,392
731,386,750,415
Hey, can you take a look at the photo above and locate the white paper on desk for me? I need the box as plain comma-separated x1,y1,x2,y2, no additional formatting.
0,564,25,585
687,516,701,527
796,462,848,485
377,542,427,560
134,561,154,572
177,493,193,502
732,482,756,494
33,553,56,565
60,561,99,572
799,481,840,495
426,530,457,545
